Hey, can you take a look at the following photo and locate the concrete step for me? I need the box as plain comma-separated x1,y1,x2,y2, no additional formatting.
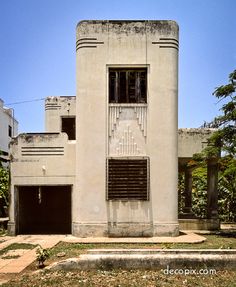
87,248,236,255
48,249,236,271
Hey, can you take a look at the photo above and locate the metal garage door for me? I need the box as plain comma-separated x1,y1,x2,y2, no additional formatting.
17,185,71,234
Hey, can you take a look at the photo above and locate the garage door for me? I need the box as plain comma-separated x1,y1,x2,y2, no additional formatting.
17,185,71,234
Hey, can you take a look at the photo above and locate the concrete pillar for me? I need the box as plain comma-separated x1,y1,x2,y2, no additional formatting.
8,185,17,235
207,158,219,219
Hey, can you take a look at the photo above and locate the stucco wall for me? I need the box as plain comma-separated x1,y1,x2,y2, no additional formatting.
178,128,216,158
75,20,179,237
45,96,76,132
10,133,75,182
0,99,18,153
8,132,75,235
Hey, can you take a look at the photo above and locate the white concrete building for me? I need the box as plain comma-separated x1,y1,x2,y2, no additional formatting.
8,96,76,234
75,20,179,237
8,21,219,237
0,98,18,156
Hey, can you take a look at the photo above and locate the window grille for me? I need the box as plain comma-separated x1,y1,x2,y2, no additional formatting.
109,68,147,103
107,158,149,200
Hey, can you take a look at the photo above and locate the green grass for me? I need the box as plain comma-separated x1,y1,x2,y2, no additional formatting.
0,228,7,237
44,234,236,266
1,234,236,287
2,255,20,260
0,243,36,257
159,233,236,249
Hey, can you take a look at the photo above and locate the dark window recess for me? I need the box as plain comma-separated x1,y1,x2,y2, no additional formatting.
8,125,12,137
107,158,149,200
61,117,76,140
109,68,147,103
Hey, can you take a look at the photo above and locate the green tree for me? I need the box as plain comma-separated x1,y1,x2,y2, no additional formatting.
192,166,207,219
205,69,236,156
210,70,236,222
218,156,236,222
197,70,236,222
0,153,9,217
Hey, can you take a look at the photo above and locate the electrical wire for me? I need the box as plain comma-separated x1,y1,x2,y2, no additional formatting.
5,98,45,106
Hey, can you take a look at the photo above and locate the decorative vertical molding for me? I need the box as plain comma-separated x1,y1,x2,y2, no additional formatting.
134,106,147,137
108,104,147,156
109,106,122,137
109,104,147,138
116,126,141,156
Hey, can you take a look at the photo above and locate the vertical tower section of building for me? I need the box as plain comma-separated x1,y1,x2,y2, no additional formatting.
75,20,179,237
148,22,179,236
75,21,108,236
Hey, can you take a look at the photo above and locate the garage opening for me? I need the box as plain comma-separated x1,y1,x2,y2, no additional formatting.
17,185,71,234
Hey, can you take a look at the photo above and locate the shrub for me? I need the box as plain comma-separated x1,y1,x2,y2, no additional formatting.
36,246,50,268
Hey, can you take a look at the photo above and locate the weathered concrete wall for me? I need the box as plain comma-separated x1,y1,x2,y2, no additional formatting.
8,133,75,235
45,96,76,132
178,128,215,159
75,20,179,237
10,133,75,181
0,98,18,153
179,219,220,231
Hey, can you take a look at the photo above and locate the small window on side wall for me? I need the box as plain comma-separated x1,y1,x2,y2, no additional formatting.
109,68,147,103
8,125,12,137
61,117,76,140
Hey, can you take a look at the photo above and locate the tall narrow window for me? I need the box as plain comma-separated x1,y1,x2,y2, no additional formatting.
109,68,147,103
8,125,12,137
61,117,76,140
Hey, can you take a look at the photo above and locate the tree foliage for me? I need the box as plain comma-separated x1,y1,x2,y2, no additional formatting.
190,70,236,222
179,70,236,222
192,167,207,219
0,156,9,217
209,70,236,222
206,69,236,156
218,156,236,222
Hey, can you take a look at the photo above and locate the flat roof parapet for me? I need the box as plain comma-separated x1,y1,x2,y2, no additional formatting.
178,128,217,135
12,132,63,142
76,20,178,36
45,96,76,101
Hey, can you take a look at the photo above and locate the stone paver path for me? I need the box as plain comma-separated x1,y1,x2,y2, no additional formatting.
63,232,205,244
0,235,64,274
0,232,205,275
